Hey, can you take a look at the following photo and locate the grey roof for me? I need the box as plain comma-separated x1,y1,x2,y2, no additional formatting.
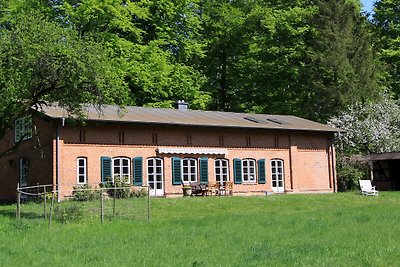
38,104,340,133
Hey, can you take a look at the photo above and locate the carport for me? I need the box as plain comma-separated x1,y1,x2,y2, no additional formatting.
363,152,400,191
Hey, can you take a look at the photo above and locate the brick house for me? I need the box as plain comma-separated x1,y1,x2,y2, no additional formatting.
0,103,339,201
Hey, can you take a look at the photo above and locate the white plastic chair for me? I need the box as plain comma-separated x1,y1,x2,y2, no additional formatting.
359,180,378,196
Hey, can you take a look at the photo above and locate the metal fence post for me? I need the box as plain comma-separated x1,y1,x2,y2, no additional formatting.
100,188,104,224
113,186,116,217
147,186,150,224
49,188,55,229
43,185,47,219
16,183,20,219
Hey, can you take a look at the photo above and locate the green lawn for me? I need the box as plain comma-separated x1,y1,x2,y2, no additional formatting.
0,192,399,266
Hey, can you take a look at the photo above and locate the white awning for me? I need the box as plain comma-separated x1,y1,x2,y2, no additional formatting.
157,147,228,156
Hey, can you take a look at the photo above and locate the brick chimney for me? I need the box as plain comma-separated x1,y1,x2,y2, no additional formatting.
175,100,189,110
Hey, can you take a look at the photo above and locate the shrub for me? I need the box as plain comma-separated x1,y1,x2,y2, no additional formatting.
337,162,366,191
105,176,131,199
41,191,54,201
54,202,83,223
130,188,148,198
72,184,95,201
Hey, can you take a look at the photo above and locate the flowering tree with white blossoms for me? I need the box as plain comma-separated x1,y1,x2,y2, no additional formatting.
328,94,400,189
329,94,400,154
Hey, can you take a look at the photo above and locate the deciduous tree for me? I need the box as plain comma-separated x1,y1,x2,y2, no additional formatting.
0,10,129,152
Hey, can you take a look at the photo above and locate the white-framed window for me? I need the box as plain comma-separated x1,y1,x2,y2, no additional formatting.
182,158,197,183
147,157,164,190
113,157,131,183
242,158,256,183
19,158,28,187
215,159,229,183
15,116,32,143
77,157,87,184
271,159,284,189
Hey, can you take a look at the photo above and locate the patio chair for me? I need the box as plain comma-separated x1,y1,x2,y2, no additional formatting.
359,180,378,196
190,182,207,196
217,182,225,196
224,181,233,196
207,183,218,196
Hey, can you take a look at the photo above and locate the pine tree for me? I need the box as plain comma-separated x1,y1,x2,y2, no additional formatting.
373,0,400,96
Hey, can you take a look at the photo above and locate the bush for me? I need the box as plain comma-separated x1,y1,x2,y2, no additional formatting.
54,203,83,223
104,176,131,199
72,184,95,201
130,188,148,198
41,191,54,201
337,163,366,191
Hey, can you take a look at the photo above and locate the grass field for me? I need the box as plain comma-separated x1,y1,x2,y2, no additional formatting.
0,192,399,266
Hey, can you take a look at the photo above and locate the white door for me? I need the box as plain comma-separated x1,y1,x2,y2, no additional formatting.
147,158,164,196
271,159,284,192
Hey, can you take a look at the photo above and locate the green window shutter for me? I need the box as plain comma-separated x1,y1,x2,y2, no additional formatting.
101,156,111,183
172,157,182,185
133,157,143,186
199,157,208,185
233,158,242,184
258,159,266,184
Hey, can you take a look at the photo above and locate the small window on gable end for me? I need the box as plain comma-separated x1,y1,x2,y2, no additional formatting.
15,116,32,143
77,157,87,184
19,158,28,187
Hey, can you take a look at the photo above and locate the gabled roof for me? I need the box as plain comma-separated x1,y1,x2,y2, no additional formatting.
38,104,339,133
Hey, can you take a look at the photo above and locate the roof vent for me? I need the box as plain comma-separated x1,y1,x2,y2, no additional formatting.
175,100,189,110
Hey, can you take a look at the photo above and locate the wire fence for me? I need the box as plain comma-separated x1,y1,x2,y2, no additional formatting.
16,183,151,228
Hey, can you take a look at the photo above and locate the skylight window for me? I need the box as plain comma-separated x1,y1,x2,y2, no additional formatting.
244,116,285,125
266,118,283,125
244,117,262,123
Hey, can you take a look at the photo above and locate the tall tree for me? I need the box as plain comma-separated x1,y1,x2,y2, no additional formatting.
198,0,379,121
373,0,400,96
198,0,248,111
304,0,379,120
0,7,129,151
60,0,210,109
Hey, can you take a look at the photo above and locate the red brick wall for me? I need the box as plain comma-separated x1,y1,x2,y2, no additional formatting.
0,115,54,201
57,122,336,197
0,115,337,200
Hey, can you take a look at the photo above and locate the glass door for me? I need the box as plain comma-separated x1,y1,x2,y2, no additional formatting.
147,158,164,196
271,159,284,192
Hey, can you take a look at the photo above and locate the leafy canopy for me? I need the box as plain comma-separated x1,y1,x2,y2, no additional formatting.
0,7,129,141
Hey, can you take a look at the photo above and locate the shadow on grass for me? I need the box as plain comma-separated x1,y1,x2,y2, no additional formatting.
0,200,16,206
0,209,45,220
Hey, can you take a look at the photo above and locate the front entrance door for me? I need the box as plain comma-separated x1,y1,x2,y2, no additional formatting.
147,158,164,196
271,159,284,192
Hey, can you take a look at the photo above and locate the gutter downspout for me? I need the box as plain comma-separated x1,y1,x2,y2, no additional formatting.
56,117,65,202
331,140,337,193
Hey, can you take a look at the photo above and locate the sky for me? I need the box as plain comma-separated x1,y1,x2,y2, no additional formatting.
361,0,375,13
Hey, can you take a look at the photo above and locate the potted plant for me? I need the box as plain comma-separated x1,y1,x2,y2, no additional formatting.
182,185,192,197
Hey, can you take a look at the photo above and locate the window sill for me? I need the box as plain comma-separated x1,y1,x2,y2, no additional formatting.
242,182,258,185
